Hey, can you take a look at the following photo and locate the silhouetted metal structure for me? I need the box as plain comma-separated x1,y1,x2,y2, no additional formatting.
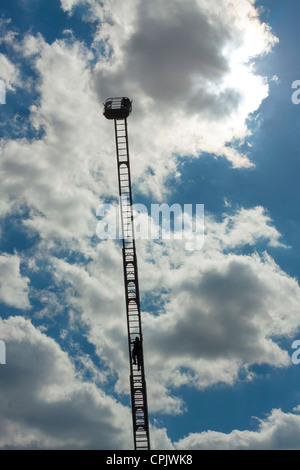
103,97,151,450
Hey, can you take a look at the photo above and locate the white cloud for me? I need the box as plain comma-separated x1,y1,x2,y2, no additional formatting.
125,207,298,413
0,254,30,309
40,206,300,417
0,316,132,449
140,250,297,409
0,0,294,450
0,35,106,243
0,0,279,236
207,206,286,250
0,315,175,449
175,407,300,450
60,0,85,12
0,53,21,92
57,0,278,174
92,0,277,175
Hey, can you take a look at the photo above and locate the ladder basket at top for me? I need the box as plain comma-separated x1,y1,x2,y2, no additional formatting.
103,97,132,120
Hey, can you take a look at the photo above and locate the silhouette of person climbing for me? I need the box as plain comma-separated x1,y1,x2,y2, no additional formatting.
132,336,142,371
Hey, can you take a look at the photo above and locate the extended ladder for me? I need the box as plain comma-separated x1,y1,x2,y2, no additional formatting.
113,116,151,450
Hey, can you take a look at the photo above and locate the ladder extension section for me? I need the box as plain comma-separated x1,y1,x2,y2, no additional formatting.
114,118,151,451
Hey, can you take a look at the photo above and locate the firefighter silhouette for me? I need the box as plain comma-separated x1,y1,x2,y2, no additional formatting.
132,337,142,371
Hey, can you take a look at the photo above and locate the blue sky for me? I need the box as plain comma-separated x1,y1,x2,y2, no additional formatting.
1,0,300,450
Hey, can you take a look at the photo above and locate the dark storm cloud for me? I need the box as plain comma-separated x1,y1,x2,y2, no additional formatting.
146,258,284,365
126,0,230,101
95,0,241,117
0,317,131,449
